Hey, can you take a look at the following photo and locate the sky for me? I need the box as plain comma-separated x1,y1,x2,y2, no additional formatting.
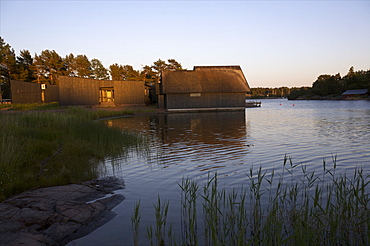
1,0,369,88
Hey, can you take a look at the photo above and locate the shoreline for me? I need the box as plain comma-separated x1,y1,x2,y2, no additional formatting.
0,177,125,246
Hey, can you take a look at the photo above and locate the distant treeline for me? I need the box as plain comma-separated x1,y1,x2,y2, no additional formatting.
249,66,370,100
0,37,183,86
287,67,370,100
249,87,300,98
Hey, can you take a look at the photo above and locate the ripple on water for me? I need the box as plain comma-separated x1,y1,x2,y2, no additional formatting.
70,99,370,246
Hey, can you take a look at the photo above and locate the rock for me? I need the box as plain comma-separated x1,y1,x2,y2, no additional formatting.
0,177,125,246
0,219,24,233
43,222,81,242
0,203,20,220
19,207,55,226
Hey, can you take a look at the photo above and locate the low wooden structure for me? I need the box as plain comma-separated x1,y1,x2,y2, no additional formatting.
341,89,368,99
58,76,147,106
10,80,59,104
158,66,251,111
9,77,148,106
245,101,261,107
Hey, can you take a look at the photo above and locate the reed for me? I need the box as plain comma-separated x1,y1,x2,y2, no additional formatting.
178,176,199,245
0,109,145,201
132,158,370,245
144,197,171,246
131,200,142,246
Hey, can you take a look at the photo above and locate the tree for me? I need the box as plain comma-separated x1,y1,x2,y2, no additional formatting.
122,65,140,80
343,67,370,90
151,58,183,81
33,50,66,84
141,65,156,85
0,37,16,80
74,55,92,78
287,87,312,100
91,58,109,80
109,63,125,81
312,73,342,96
347,66,355,78
64,54,93,79
0,37,17,99
167,59,183,71
14,50,35,82
151,59,167,79
64,53,78,77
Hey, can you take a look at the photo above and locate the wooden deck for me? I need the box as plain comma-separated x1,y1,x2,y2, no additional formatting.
245,101,261,108
166,107,246,113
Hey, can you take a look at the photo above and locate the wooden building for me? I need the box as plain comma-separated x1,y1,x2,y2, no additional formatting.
341,89,368,99
10,80,59,104
58,76,147,106
157,66,251,111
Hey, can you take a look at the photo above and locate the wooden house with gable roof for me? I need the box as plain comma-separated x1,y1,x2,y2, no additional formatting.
157,66,251,111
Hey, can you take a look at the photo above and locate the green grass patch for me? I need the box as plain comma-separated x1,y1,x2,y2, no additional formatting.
1,102,138,117
65,106,134,120
4,102,61,111
0,104,12,110
0,109,145,201
132,157,370,245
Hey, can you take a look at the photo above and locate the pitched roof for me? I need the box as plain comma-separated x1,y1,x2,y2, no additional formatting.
342,89,368,95
161,66,250,94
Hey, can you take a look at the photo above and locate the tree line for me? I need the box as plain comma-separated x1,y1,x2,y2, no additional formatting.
0,37,183,86
248,67,370,100
249,87,297,98
287,67,370,100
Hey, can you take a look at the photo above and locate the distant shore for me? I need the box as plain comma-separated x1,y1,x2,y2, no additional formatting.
247,96,370,100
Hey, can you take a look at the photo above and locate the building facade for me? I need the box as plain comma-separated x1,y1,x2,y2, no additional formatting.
58,76,147,106
9,77,148,106
157,66,251,111
10,80,59,104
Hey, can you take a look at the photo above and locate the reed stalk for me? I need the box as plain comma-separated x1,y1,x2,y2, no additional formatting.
153,196,170,246
131,200,142,246
179,177,199,245
132,158,370,246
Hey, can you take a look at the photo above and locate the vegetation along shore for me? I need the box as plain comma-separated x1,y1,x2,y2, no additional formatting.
247,66,370,100
131,159,370,246
0,103,148,201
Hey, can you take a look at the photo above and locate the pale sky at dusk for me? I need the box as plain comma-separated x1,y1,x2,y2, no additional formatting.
1,0,369,87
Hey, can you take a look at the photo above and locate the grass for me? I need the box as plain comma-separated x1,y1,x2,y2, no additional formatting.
1,102,157,115
131,156,370,245
0,104,12,110
1,102,137,116
1,102,61,111
0,107,145,201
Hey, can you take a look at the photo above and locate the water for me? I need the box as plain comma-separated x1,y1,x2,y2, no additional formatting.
69,99,370,245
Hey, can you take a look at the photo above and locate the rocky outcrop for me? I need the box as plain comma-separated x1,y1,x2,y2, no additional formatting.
0,177,125,246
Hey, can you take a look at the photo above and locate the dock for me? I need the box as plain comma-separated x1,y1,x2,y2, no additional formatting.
245,101,261,108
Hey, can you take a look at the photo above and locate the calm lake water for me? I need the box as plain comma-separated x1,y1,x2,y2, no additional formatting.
69,99,370,246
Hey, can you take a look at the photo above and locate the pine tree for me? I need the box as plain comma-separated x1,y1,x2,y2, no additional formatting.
33,50,66,84
91,58,109,80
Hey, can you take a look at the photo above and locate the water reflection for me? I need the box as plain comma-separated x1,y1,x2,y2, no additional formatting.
106,111,251,172
70,99,370,246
